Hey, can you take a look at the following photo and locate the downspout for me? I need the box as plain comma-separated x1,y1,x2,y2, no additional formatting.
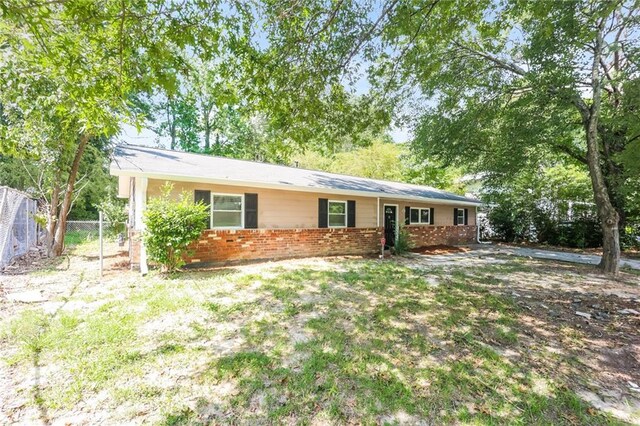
376,197,380,228
476,205,490,244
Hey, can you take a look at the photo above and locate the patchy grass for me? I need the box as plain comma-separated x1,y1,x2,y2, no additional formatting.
63,230,98,246
1,248,638,424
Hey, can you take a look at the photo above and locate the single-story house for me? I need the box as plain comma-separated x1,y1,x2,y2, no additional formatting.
111,145,481,271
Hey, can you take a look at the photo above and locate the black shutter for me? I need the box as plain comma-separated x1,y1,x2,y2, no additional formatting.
464,208,469,225
318,198,328,228
430,207,434,225
244,193,258,229
194,190,211,229
405,206,410,225
347,200,356,227
453,208,458,225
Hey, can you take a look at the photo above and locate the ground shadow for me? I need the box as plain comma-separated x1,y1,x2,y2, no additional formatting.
156,260,636,424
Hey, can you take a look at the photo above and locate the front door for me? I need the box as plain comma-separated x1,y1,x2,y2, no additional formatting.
384,205,397,248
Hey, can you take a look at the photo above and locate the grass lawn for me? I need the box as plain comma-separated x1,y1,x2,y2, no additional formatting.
1,240,639,424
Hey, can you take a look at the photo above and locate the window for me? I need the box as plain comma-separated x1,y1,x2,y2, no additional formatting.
421,209,430,224
409,207,430,224
456,208,465,226
328,200,347,227
410,208,419,223
212,194,243,228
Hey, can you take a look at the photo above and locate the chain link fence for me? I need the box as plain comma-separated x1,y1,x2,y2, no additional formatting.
0,186,39,269
64,220,127,243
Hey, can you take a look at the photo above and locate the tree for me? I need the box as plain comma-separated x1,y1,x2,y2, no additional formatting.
151,92,200,151
0,1,246,256
380,1,640,274
295,138,465,192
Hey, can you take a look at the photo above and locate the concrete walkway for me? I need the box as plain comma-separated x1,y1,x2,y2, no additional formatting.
473,245,640,270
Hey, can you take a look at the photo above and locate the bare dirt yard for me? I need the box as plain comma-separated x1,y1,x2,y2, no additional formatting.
1,240,639,425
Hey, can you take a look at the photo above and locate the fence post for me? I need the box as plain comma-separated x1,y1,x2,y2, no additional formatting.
99,211,103,277
25,200,29,251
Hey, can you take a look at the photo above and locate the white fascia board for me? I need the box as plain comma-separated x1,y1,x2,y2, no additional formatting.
110,168,483,207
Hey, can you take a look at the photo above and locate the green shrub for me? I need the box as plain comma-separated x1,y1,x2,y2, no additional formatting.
393,225,413,255
142,183,209,272
621,223,640,251
95,196,127,236
487,201,602,248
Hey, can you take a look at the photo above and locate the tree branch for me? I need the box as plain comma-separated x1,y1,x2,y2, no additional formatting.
454,41,593,123
338,0,400,72
553,144,588,164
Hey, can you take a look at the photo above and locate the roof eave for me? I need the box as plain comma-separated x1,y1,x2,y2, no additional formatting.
110,167,483,207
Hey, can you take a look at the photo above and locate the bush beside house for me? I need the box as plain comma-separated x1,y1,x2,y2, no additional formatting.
142,183,209,272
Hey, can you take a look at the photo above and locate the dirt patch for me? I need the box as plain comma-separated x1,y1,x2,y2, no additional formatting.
410,244,471,255
506,286,640,419
0,244,56,275
408,253,640,420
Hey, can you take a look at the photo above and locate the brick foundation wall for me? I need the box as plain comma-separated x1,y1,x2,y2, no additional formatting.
188,227,384,264
129,225,477,267
406,225,477,247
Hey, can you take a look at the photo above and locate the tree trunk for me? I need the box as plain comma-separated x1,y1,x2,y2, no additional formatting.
587,128,620,274
46,183,60,256
51,134,89,256
584,23,620,275
203,103,212,151
46,168,62,255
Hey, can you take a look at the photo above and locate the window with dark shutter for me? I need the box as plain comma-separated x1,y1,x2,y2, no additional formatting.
318,198,328,228
464,208,469,225
347,200,356,227
430,207,434,225
453,208,459,225
405,206,410,225
194,190,211,228
244,193,258,229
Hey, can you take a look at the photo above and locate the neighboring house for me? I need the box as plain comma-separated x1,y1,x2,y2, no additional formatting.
111,145,481,270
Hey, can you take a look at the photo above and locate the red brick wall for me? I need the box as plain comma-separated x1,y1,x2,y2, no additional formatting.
187,227,384,264
406,225,477,247
129,225,477,267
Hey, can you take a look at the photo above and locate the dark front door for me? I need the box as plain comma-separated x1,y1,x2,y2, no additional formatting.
384,205,397,248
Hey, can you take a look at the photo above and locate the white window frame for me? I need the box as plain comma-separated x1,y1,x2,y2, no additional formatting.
409,207,431,225
456,208,466,226
211,193,244,229
328,200,348,228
